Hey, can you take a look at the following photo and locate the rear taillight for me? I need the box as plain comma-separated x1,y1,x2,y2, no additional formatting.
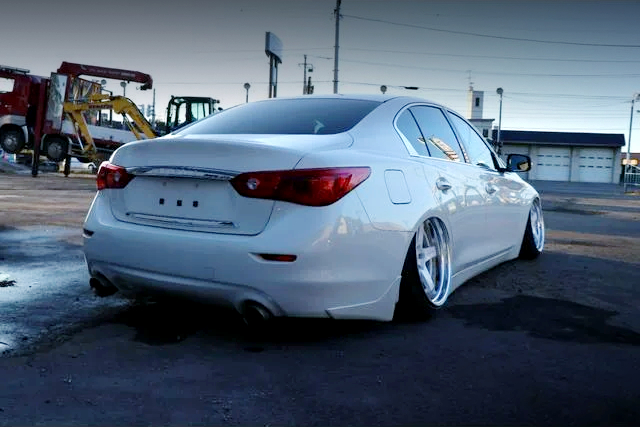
230,167,371,207
96,162,134,190
258,254,297,262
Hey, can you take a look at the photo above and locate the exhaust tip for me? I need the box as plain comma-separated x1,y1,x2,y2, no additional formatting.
242,301,273,327
89,275,118,297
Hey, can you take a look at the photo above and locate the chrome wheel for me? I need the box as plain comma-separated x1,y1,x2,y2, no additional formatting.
415,218,451,307
530,199,545,252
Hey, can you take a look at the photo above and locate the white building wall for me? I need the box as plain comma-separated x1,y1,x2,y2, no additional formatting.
467,88,484,120
570,147,580,182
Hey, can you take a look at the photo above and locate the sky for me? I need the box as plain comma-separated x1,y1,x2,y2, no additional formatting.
3,0,640,153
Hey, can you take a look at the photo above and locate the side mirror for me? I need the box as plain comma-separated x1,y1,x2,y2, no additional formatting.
506,154,531,172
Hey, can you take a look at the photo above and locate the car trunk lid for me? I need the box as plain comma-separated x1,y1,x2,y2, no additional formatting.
106,134,351,235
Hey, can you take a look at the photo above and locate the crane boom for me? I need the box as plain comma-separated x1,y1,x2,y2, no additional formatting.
57,62,153,90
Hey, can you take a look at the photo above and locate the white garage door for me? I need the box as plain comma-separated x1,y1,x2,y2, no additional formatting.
536,147,571,181
578,148,614,183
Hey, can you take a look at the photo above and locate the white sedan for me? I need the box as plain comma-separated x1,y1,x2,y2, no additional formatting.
82,94,544,323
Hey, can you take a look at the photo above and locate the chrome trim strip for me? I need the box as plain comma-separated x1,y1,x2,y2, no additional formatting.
126,166,238,181
129,212,235,228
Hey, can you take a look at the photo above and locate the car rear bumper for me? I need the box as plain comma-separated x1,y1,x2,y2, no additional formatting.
83,192,411,321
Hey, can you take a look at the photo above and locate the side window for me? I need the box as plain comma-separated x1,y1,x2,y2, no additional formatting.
0,77,15,94
176,104,188,127
395,109,429,156
191,102,208,121
410,106,464,162
448,112,496,170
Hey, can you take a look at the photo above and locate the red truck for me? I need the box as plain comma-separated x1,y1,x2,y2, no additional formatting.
0,62,155,175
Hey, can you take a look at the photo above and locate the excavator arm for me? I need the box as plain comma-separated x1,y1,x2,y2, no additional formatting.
63,93,157,159
57,62,153,90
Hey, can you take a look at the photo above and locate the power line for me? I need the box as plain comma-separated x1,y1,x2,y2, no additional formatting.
338,58,640,78
505,92,628,100
157,80,333,84
507,126,629,131
339,81,631,101
339,47,640,64
342,14,640,48
186,47,333,54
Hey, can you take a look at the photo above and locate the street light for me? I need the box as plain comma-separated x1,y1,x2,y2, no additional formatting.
120,81,127,97
244,83,251,103
496,87,504,155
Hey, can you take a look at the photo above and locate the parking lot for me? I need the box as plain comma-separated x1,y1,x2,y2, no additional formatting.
1,171,639,426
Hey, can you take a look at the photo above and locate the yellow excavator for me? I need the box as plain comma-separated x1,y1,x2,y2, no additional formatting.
63,92,157,161
62,94,220,164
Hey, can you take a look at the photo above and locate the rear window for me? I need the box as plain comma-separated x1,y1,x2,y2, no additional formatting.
175,98,381,135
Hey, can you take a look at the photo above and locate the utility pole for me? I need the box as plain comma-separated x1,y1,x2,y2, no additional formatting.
299,55,314,95
496,87,504,155
626,93,639,165
307,76,313,94
303,55,308,94
333,0,341,94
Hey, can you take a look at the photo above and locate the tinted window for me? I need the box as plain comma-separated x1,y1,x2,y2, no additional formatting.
176,98,381,135
409,106,464,162
448,112,496,170
395,109,429,156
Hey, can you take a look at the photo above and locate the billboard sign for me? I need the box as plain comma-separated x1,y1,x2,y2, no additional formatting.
265,32,283,98
265,32,283,64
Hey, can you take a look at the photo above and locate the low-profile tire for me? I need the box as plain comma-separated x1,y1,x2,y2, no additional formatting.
0,128,26,154
396,218,452,320
44,137,68,162
519,198,545,260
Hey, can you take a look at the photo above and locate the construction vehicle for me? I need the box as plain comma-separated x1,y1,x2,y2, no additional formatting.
165,96,220,134
0,62,156,176
1,62,221,176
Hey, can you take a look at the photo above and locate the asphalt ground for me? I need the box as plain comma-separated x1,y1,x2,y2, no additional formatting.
0,171,639,426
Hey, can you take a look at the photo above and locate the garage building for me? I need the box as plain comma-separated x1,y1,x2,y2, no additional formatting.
493,130,624,183
466,87,624,183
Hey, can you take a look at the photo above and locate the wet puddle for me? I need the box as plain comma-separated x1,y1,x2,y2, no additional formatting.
0,226,129,356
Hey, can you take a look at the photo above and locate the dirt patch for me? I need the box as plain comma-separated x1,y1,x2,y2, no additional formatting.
0,173,96,232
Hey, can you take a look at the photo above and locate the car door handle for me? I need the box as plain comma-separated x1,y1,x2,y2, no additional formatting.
485,184,498,194
436,177,451,191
